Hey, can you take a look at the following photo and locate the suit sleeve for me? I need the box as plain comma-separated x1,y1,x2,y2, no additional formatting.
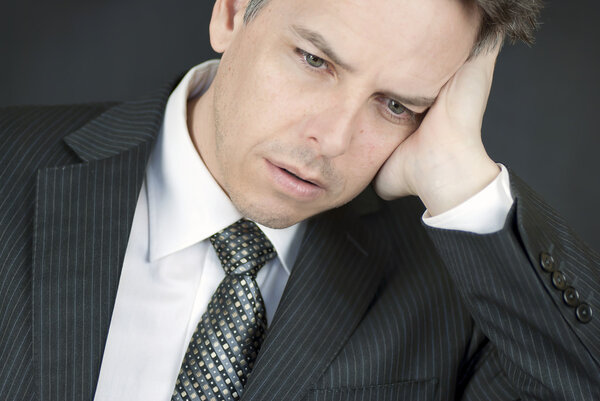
424,172,600,400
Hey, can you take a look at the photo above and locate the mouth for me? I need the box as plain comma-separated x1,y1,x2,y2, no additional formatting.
270,160,322,187
281,167,318,186
265,159,325,200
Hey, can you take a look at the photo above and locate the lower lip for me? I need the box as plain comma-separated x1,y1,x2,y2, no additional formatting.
265,160,324,201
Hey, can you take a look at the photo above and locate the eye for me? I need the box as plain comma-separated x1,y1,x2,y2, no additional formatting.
377,96,419,125
303,51,326,68
387,99,406,115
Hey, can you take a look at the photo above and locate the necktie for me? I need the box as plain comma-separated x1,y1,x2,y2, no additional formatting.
172,219,276,401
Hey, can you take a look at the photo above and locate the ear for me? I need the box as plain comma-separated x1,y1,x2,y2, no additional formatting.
209,0,250,53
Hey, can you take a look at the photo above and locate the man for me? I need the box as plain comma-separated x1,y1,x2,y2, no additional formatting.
0,0,598,400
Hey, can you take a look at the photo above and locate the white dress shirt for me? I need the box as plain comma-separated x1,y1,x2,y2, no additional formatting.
93,60,514,401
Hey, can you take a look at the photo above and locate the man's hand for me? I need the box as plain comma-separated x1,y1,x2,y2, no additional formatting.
374,45,502,216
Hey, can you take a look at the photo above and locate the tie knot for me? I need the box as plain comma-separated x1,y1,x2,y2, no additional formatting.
210,219,277,276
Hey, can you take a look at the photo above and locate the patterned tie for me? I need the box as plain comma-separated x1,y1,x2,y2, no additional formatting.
172,219,276,401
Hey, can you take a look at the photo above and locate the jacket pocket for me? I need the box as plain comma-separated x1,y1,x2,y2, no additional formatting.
306,378,439,401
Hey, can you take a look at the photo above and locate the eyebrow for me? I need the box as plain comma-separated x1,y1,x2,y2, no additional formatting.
291,25,355,72
380,90,437,110
290,24,437,110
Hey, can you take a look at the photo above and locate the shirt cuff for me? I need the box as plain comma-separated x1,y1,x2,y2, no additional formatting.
422,164,514,234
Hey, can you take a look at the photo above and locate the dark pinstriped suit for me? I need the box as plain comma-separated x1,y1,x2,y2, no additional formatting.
1,83,599,401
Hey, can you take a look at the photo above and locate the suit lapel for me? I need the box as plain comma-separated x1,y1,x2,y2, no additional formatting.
241,199,389,401
32,86,172,401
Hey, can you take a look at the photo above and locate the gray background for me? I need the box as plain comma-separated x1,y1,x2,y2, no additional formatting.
2,0,599,251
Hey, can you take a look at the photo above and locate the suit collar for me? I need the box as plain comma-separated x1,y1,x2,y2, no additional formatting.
63,83,174,162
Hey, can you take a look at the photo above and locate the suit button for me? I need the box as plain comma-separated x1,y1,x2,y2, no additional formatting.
576,304,593,323
540,252,555,272
551,271,568,290
563,287,579,307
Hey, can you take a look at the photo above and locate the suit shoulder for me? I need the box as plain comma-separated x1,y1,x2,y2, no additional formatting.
0,102,118,190
0,102,117,150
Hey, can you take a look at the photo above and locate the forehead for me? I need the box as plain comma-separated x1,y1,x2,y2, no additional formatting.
257,0,480,95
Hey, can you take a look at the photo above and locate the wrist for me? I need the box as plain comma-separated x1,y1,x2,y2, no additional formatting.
416,154,500,216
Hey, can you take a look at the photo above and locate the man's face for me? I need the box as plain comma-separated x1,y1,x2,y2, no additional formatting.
193,0,480,228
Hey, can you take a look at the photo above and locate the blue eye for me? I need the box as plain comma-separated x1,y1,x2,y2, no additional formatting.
304,52,326,68
387,99,406,115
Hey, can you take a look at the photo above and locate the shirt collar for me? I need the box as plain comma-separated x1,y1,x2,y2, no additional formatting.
146,60,302,274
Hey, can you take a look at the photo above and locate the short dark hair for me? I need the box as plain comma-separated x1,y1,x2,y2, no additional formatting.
473,0,543,53
243,0,543,55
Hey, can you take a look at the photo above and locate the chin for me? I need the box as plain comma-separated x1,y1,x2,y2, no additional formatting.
238,205,304,229
229,192,313,229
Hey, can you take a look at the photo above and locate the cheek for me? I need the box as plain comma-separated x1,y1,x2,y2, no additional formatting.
350,105,416,166
356,126,406,166
341,139,388,185
245,51,339,134
234,65,304,138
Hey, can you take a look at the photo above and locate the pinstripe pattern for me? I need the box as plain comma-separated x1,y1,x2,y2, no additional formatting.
1,88,599,401
1,104,111,401
306,378,438,401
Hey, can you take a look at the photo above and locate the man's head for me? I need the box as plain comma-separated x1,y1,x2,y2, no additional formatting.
189,0,540,228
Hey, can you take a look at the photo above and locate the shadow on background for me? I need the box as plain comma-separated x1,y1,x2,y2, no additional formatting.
2,0,599,250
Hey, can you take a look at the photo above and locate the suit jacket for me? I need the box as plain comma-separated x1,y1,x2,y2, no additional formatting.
1,83,599,401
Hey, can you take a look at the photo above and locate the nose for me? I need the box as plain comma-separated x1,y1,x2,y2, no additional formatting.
305,103,357,158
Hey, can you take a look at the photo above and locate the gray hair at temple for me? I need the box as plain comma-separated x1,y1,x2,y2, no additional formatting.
242,0,543,55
